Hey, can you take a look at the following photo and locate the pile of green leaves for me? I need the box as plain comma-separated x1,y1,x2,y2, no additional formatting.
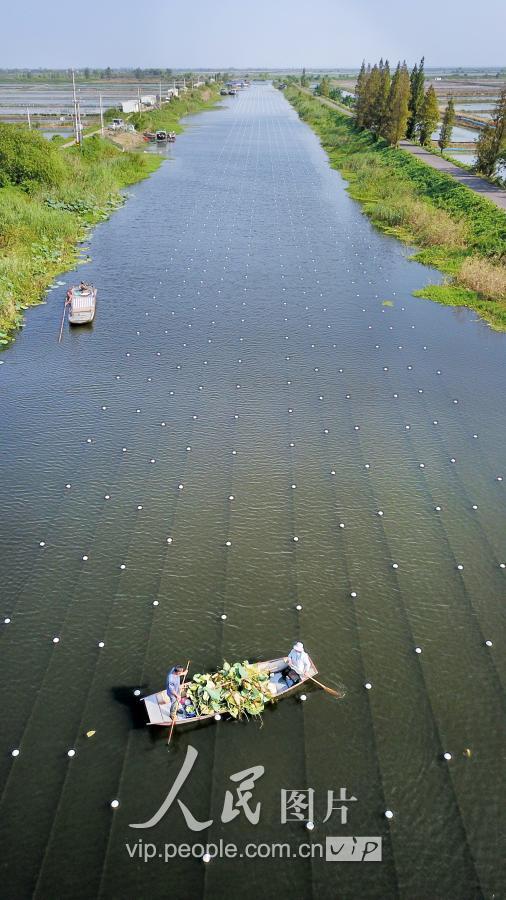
185,661,272,719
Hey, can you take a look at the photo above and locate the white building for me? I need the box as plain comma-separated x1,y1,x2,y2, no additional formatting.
121,100,141,114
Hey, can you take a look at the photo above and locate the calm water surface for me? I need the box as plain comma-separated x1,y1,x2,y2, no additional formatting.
0,84,505,900
432,124,478,143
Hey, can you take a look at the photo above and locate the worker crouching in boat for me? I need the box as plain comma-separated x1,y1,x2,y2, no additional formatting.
162,664,188,716
269,642,312,693
285,642,312,686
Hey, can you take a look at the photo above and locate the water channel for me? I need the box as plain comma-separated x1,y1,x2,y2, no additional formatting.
0,83,505,900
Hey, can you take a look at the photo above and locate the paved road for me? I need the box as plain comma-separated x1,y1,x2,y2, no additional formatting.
400,140,506,211
299,89,506,212
61,128,102,148
299,86,353,116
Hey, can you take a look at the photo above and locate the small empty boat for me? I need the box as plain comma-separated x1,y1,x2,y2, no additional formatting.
66,283,97,325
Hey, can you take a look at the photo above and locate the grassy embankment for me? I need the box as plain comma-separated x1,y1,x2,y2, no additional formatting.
0,87,220,343
286,86,506,330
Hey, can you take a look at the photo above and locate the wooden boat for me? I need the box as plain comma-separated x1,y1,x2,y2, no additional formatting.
66,284,97,325
143,655,318,728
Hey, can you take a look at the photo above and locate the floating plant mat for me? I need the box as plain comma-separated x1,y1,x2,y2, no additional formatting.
184,661,273,719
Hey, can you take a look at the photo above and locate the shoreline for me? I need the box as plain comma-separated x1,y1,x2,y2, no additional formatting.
0,86,221,346
285,86,506,331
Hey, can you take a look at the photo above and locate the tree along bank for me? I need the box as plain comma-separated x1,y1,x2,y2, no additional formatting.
285,86,506,331
0,86,220,344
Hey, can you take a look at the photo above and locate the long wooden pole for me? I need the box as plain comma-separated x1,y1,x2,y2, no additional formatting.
167,659,191,747
58,301,67,343
308,675,343,698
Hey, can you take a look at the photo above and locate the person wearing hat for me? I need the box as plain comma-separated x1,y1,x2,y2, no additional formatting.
286,642,312,680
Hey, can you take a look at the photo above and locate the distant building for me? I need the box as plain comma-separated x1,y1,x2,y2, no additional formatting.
121,100,141,114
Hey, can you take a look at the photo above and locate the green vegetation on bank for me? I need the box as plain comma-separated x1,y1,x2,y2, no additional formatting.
285,86,506,330
129,89,217,134
0,87,219,343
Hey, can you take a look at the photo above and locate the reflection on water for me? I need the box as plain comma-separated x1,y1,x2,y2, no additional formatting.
0,84,505,900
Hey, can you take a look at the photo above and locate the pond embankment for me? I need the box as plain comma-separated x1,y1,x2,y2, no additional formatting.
0,86,220,343
286,86,506,330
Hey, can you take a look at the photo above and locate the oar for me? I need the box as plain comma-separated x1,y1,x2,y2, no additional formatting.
308,675,343,699
58,301,67,343
167,659,191,747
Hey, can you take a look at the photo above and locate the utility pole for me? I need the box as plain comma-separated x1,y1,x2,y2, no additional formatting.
159,79,162,108
26,107,31,129
99,93,104,136
72,69,79,144
76,98,83,147
137,85,141,113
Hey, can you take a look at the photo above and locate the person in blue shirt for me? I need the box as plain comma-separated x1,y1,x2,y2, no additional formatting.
165,664,188,717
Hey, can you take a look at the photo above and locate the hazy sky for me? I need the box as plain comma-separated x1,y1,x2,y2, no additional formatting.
3,0,505,69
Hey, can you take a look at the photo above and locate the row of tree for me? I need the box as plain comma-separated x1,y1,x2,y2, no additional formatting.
354,57,445,148
353,58,505,176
